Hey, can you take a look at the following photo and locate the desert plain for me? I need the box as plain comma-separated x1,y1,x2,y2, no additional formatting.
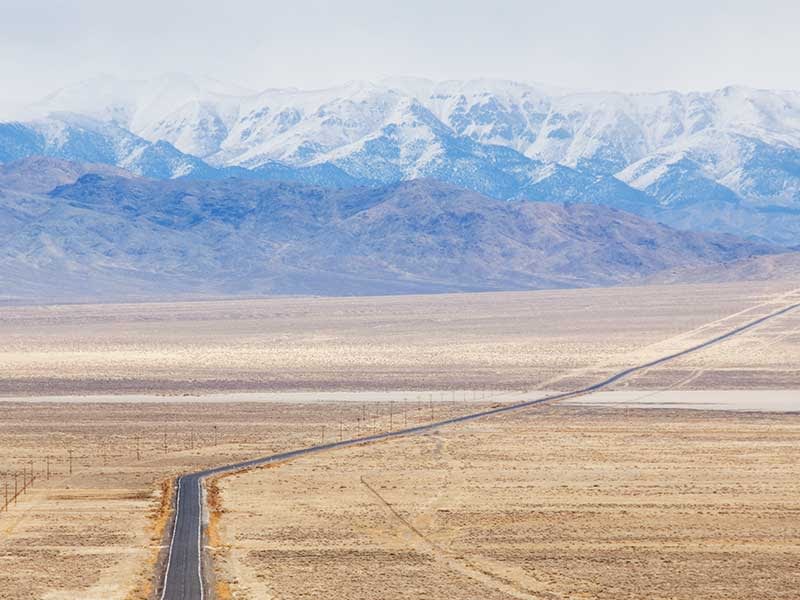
0,280,798,599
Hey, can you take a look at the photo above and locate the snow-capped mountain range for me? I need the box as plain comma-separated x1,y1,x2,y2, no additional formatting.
2,74,800,244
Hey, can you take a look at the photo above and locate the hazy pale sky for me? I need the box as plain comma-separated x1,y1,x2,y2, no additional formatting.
1,0,798,105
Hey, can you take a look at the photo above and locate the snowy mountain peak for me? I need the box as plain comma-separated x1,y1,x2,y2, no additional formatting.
21,75,800,168
3,75,800,244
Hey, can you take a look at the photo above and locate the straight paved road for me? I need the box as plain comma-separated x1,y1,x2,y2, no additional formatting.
158,300,800,600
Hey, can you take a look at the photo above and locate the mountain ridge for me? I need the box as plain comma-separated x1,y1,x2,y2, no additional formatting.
0,174,781,302
2,75,799,244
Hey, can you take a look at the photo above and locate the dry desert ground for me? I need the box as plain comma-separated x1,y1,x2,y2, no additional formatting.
0,280,798,599
1,398,488,600
1,280,799,396
212,404,800,600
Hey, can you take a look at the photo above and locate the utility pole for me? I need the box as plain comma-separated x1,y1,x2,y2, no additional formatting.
214,425,218,446
68,449,73,475
163,428,168,455
46,456,50,480
321,425,325,444
14,472,17,504
4,480,7,511
356,417,361,436
430,396,434,421
22,466,26,495
136,434,141,461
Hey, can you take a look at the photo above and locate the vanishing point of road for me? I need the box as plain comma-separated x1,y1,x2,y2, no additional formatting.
158,300,800,600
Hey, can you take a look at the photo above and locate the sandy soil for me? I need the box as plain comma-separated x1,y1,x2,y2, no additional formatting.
0,398,500,599
1,280,798,396
1,281,798,598
212,405,800,600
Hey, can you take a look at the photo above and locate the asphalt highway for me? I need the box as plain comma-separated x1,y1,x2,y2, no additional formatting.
158,300,800,600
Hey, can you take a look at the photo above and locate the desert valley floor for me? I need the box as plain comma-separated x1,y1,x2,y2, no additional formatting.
0,280,798,599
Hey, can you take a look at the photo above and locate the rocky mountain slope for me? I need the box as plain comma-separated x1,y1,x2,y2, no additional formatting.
0,156,135,193
0,175,779,302
646,252,800,285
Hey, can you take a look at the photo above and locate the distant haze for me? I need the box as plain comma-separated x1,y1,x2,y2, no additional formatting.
1,0,798,108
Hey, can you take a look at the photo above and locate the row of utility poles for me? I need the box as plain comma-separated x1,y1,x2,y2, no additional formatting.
1,461,35,512
1,391,496,512
0,424,226,513
319,390,492,444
